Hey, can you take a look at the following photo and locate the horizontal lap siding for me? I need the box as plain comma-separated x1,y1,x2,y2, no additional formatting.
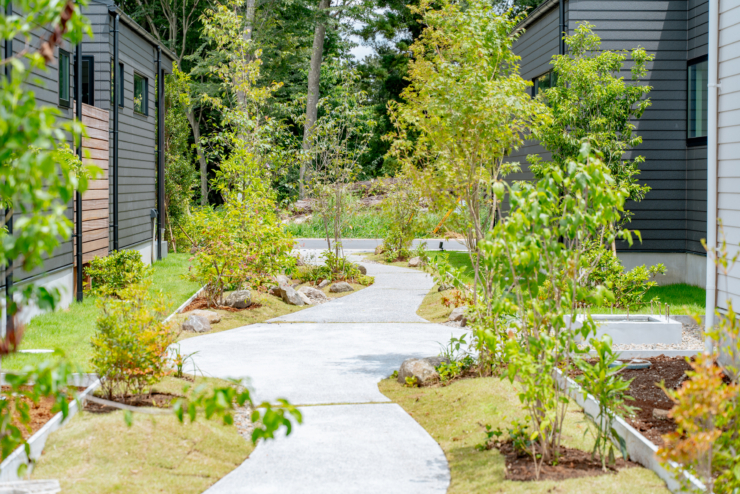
717,0,740,310
5,12,77,285
114,20,158,251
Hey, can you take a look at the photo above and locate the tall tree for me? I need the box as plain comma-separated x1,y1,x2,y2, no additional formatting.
300,0,332,199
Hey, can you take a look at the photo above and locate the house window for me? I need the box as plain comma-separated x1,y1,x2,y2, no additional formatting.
82,56,94,106
110,60,124,107
134,73,148,115
533,71,556,98
58,49,70,107
688,56,708,146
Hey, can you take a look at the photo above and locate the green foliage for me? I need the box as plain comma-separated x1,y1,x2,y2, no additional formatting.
285,207,442,239
438,333,468,362
380,179,423,259
575,335,635,471
163,65,198,253
476,144,635,477
91,283,177,400
532,23,654,215
404,376,418,388
0,358,76,464
85,249,152,296
294,250,372,286
578,241,665,309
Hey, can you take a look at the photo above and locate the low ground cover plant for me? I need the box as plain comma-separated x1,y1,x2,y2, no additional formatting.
295,250,374,286
85,249,152,296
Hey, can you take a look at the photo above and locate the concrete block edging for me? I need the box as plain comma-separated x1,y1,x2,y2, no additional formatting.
554,369,705,493
0,285,204,481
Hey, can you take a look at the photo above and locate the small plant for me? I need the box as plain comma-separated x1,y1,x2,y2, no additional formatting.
438,333,468,362
411,242,429,263
356,274,375,286
381,179,422,261
391,370,399,379
170,344,198,379
91,282,177,399
575,335,635,470
476,424,503,451
85,249,151,296
404,376,418,388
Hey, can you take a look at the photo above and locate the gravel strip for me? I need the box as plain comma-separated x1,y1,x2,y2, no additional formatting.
612,325,704,351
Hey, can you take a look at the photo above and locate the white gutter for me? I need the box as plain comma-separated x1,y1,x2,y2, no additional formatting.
705,0,720,350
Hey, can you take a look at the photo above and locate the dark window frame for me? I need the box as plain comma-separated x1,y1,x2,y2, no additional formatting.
687,54,709,147
81,55,94,106
532,70,556,98
111,60,124,107
133,72,148,116
58,49,71,108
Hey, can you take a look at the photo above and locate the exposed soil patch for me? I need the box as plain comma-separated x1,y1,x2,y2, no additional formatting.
495,439,636,481
85,392,181,413
2,386,83,440
620,356,691,446
182,297,263,313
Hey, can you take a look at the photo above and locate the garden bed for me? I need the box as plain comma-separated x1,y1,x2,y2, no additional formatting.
1,386,85,442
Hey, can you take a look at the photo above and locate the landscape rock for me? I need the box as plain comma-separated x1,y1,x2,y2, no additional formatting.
397,358,438,385
422,356,450,368
276,274,291,287
276,285,305,306
297,290,312,305
448,307,467,327
182,314,211,333
318,279,330,288
408,256,422,268
224,290,252,309
298,286,329,304
191,309,221,324
329,282,354,293
653,408,670,420
358,264,367,275
374,244,385,255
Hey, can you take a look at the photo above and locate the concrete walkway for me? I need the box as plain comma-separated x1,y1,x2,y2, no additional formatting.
178,255,466,493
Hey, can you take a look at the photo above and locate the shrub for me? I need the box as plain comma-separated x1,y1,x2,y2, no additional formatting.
581,241,665,308
85,249,151,296
381,180,422,261
91,282,177,399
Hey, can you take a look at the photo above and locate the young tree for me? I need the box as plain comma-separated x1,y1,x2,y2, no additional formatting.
532,23,654,224
388,0,548,304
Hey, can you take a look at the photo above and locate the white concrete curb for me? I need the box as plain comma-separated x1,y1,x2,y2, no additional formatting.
554,369,705,493
0,378,101,481
164,285,205,324
611,350,700,359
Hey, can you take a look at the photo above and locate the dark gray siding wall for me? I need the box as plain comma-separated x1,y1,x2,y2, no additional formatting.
5,11,76,284
511,0,709,255
508,5,561,185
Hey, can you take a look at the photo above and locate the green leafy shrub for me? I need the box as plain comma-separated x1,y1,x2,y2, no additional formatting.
85,249,151,296
91,282,177,399
581,241,665,308
381,179,422,261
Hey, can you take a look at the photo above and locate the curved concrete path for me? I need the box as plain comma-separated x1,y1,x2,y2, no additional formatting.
178,255,466,493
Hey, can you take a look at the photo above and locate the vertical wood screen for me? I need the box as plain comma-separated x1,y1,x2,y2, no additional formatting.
74,103,110,265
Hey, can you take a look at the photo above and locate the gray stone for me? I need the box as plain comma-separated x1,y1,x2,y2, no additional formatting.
329,282,354,293
276,285,305,306
182,314,211,333
653,408,670,420
422,356,450,368
276,274,291,287
191,309,222,324
408,257,422,268
224,290,252,309
318,279,330,288
297,290,312,305
357,264,367,275
299,286,329,305
374,244,384,255
448,307,467,326
397,358,438,385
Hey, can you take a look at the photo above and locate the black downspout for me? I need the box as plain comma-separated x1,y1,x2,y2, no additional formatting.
156,47,164,261
5,2,14,337
75,40,83,301
559,0,565,55
112,14,119,251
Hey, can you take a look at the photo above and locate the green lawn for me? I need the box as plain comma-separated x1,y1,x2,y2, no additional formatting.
285,209,443,239
3,253,199,371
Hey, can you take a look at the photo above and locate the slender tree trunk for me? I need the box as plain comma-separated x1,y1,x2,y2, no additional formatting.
300,0,331,199
237,0,257,111
186,109,208,206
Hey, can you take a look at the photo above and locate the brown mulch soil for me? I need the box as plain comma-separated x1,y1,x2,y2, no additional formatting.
619,356,691,446
496,439,636,481
2,386,84,440
182,297,262,313
84,392,181,414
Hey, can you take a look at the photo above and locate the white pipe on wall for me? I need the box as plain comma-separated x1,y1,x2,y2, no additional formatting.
705,0,720,349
